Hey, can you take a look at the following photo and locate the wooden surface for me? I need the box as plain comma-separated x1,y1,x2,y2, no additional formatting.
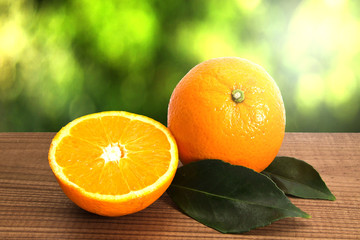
0,132,359,239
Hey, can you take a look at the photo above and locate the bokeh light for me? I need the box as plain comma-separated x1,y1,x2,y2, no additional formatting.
0,0,359,132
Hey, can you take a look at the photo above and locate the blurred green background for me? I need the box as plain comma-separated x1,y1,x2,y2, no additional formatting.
1,0,359,132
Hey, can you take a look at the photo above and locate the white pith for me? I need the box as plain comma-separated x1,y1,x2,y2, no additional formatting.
101,143,125,164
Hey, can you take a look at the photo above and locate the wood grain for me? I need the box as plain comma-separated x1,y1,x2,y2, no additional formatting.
0,132,359,239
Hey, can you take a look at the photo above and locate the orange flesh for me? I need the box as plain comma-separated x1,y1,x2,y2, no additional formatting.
54,116,171,195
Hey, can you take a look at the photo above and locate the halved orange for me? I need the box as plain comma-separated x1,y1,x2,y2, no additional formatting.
48,111,178,216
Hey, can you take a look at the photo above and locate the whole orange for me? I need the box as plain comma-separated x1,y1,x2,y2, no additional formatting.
167,57,285,172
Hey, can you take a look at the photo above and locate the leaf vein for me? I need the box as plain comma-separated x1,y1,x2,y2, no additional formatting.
263,171,329,196
170,184,304,215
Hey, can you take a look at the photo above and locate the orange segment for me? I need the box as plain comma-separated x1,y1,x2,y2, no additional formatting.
69,118,109,147
99,115,132,144
49,111,178,217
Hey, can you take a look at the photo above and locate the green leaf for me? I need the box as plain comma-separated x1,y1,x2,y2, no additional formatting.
262,157,336,200
167,159,310,234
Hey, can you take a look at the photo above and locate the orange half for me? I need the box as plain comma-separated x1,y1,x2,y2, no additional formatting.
48,111,178,216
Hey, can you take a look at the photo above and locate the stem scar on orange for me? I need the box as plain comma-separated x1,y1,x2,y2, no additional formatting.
167,57,285,172
48,111,178,217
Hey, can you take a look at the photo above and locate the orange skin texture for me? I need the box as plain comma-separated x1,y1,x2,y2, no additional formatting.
167,57,286,172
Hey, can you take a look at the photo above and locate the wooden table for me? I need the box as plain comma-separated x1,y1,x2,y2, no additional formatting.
0,132,359,239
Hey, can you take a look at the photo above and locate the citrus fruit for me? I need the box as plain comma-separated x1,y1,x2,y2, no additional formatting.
167,57,285,172
48,111,178,216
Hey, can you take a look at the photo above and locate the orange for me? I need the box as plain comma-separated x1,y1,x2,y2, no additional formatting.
48,111,178,216
167,57,285,172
